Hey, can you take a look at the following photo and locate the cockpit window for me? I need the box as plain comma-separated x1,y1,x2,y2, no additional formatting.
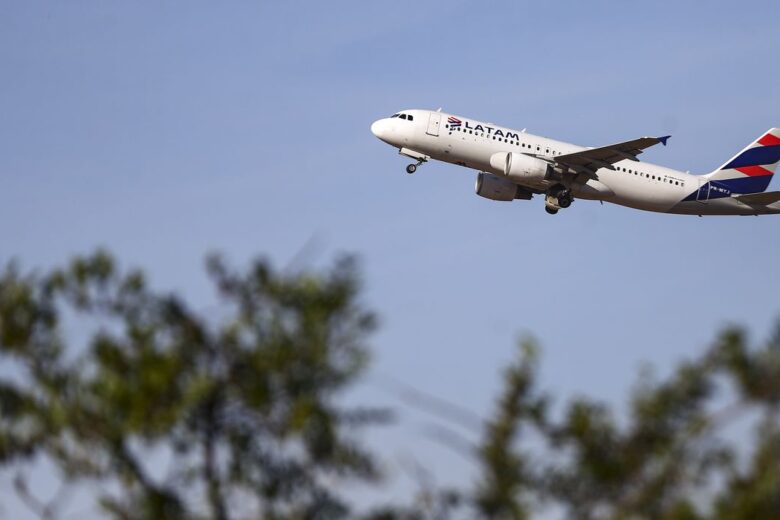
391,113,414,121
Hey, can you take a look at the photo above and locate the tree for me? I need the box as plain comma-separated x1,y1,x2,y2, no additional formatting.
0,251,387,519
362,335,780,520
459,329,780,519
1,251,779,519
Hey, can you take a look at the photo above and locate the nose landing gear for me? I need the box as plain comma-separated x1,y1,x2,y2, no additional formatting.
399,148,430,175
405,158,427,174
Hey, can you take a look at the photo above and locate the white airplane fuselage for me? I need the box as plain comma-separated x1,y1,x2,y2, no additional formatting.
370,109,780,216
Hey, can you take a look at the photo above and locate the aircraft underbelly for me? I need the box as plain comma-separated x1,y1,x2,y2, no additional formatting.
613,189,677,212
587,172,675,212
668,199,780,215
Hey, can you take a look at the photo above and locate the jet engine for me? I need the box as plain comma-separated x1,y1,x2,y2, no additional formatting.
490,152,550,182
475,172,533,201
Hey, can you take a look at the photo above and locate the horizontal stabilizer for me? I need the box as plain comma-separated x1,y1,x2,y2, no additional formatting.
735,191,780,206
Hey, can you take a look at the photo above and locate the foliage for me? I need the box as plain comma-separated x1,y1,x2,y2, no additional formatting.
0,251,386,519
1,251,779,519
460,330,780,520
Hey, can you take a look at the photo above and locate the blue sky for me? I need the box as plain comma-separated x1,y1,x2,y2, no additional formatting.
2,0,780,515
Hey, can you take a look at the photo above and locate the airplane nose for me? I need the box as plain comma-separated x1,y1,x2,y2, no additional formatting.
370,119,384,138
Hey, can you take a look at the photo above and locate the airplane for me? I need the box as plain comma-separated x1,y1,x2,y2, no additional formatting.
369,109,780,216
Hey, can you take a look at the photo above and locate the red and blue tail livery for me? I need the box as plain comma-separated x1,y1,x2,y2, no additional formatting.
705,128,780,194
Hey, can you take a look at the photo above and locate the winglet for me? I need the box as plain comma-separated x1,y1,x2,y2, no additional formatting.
657,135,671,146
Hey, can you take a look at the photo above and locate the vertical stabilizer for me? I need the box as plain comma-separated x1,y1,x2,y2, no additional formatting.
705,128,780,193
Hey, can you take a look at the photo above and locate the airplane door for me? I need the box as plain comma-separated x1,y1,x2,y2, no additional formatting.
696,179,710,203
426,112,441,136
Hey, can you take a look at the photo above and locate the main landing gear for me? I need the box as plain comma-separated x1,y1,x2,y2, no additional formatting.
544,185,574,215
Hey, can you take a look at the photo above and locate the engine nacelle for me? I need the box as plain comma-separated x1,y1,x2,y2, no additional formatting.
475,172,533,202
490,152,550,182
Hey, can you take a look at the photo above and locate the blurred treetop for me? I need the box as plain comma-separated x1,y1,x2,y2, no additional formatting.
0,252,778,519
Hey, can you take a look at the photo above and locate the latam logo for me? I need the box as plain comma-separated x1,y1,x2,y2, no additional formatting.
448,116,521,140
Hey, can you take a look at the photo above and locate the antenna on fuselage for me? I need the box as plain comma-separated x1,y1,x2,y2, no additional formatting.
436,107,442,112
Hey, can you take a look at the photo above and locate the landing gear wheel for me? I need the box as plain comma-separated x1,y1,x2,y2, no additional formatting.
406,164,417,174
546,184,572,211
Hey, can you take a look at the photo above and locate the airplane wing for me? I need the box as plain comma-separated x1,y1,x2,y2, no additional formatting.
735,191,780,206
552,135,671,176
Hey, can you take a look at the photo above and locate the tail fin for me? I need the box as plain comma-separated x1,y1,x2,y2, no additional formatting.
705,128,780,193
